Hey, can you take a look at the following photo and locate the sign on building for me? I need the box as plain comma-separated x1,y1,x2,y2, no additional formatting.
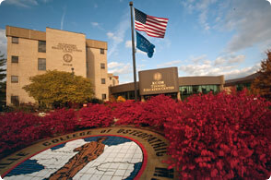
139,67,179,95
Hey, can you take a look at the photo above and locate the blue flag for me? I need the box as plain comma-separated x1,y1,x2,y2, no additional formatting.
136,32,155,58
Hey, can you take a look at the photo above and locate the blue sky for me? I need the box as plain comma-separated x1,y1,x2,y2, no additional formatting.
0,0,271,83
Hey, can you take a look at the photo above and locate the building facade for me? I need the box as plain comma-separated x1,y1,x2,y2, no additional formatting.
6,26,118,106
224,73,259,93
110,67,225,101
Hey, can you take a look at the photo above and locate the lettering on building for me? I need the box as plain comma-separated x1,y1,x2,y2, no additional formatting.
143,74,175,93
139,67,179,95
52,43,82,53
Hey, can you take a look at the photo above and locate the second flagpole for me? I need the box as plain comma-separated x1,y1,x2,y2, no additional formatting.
129,1,138,101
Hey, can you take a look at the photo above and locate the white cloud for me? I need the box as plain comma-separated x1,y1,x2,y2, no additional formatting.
182,0,217,31
60,6,66,30
221,0,271,53
108,62,124,69
108,61,133,76
91,22,99,27
107,32,123,43
41,0,52,4
3,0,38,7
179,59,260,80
223,65,260,80
190,54,207,64
228,55,245,64
107,12,130,57
108,63,132,75
214,55,245,66
107,32,114,38
125,40,132,48
198,9,210,30
91,22,105,31
178,53,258,79
214,57,226,66
183,0,271,52
157,60,182,67
0,29,7,58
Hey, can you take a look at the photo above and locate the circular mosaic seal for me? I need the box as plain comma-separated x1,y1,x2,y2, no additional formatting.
0,127,176,180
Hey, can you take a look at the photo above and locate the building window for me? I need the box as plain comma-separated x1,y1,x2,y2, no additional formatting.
38,41,46,53
101,78,106,84
11,96,19,106
38,58,46,70
102,94,106,100
11,76,18,83
100,49,104,54
12,56,19,63
101,63,105,69
179,85,220,100
12,37,19,44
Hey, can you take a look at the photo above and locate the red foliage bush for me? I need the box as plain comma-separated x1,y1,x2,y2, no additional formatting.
0,109,77,155
164,91,271,179
114,95,178,130
77,104,114,128
1,92,271,180
43,108,77,135
141,95,177,130
114,100,145,126
0,112,44,154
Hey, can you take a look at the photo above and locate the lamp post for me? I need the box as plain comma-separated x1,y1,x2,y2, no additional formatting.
71,67,74,77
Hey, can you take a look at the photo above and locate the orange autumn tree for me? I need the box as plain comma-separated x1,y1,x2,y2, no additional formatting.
251,50,271,100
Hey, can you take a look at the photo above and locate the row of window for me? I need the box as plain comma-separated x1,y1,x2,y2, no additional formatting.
11,94,107,106
11,75,106,85
11,56,46,70
12,37,106,54
12,56,105,71
179,85,220,100
12,37,46,53
179,85,219,95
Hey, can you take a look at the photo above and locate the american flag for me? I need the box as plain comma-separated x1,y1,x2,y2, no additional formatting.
134,8,168,38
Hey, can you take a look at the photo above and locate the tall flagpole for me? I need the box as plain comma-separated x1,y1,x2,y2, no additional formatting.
129,1,138,101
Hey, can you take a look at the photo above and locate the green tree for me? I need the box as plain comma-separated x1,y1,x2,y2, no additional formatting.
0,51,6,110
23,70,94,108
251,50,271,100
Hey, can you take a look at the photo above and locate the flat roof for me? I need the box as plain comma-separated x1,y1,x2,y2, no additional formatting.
225,73,259,87
6,26,107,49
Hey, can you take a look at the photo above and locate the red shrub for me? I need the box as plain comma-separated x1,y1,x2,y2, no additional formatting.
0,112,44,154
164,91,271,179
77,104,113,128
114,95,178,129
43,108,77,135
114,100,145,126
141,95,178,130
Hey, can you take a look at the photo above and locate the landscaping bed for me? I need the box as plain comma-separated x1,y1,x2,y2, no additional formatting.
1,91,271,179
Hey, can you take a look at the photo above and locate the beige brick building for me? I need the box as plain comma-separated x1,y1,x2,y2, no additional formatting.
5,26,118,106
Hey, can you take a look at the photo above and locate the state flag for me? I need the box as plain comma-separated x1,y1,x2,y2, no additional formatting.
136,32,155,58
